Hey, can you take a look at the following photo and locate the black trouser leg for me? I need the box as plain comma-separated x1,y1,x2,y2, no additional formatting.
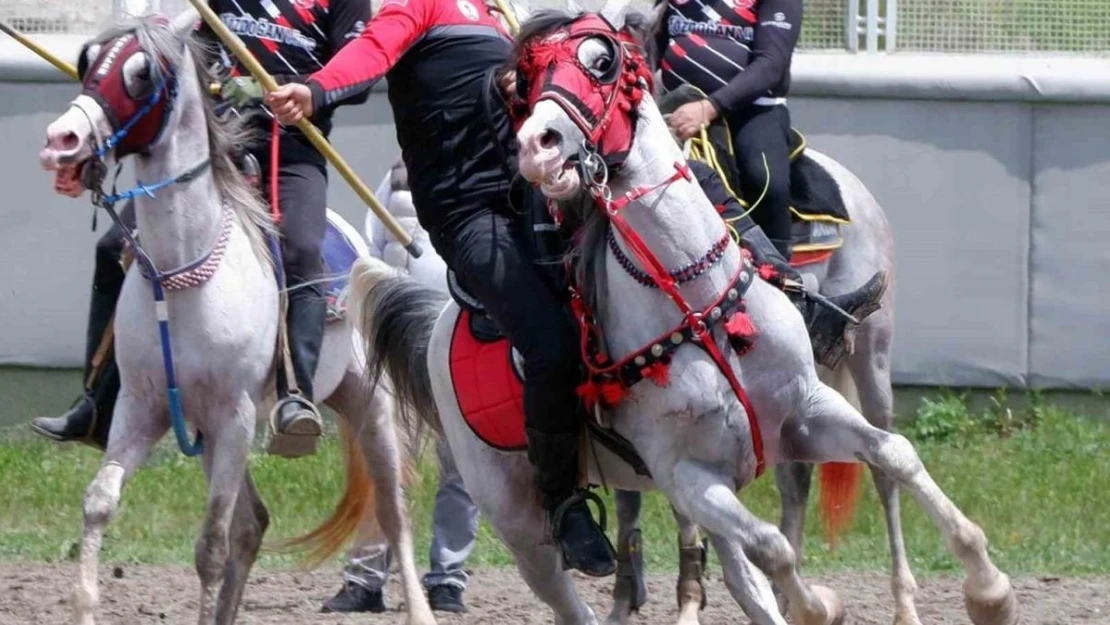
31,201,134,449
441,211,582,505
439,209,616,577
264,160,328,403
730,105,793,258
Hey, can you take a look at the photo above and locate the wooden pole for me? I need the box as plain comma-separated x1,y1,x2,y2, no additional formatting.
0,20,79,80
491,0,521,34
182,0,423,257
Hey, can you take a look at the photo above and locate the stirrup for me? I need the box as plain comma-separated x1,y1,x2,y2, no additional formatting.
549,489,617,576
267,393,322,459
783,277,861,325
551,489,610,540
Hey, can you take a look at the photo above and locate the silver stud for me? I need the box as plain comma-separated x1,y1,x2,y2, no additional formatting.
728,288,739,300
634,355,646,366
740,272,750,283
651,344,664,357
670,332,683,344
710,307,722,320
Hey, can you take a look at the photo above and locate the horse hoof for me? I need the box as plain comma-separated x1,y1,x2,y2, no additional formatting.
892,611,923,625
965,572,1018,625
812,585,845,625
605,597,633,625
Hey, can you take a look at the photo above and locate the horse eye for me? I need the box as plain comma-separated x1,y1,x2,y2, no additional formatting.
123,54,155,99
577,38,614,79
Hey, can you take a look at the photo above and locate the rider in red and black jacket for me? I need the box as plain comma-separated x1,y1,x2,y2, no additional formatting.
654,0,801,254
650,0,888,368
265,0,619,578
32,0,372,458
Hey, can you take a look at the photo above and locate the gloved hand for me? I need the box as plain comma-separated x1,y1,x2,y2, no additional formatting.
220,76,265,108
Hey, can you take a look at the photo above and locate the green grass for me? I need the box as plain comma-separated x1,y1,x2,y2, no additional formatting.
1,390,1108,576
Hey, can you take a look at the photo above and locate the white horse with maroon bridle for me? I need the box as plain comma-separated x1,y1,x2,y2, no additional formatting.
345,3,1018,625
36,12,435,625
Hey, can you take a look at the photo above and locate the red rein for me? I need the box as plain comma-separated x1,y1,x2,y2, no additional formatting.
578,162,767,478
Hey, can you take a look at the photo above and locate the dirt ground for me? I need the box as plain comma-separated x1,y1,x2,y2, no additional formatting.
1,564,1106,624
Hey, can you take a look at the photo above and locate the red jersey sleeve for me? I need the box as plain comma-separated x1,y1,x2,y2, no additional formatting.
306,0,431,111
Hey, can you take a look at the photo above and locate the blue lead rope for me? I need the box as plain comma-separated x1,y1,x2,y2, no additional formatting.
95,157,211,457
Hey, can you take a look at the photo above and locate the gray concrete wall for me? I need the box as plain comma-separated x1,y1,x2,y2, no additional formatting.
0,41,1107,389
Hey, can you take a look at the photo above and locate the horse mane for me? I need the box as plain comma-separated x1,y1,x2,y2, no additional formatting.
92,15,277,272
509,9,578,63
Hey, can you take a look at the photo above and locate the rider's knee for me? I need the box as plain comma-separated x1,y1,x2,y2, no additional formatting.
522,317,578,379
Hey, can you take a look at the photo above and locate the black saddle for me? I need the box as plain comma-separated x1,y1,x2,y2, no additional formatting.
446,268,505,343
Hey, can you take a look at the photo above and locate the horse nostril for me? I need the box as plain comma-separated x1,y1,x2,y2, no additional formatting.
539,129,562,150
47,131,81,152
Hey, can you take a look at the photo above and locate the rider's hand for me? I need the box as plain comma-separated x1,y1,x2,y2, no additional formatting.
498,69,517,99
264,83,314,125
665,100,718,141
220,76,265,108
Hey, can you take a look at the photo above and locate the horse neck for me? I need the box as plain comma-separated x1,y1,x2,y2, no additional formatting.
131,88,222,273
599,97,742,356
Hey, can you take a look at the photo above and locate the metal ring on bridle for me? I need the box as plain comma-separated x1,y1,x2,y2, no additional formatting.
578,140,609,189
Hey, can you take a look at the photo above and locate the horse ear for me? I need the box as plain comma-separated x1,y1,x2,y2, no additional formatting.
170,7,200,40
598,0,630,27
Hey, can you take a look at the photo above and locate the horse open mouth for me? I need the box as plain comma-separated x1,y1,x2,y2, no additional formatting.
540,159,582,200
50,159,91,198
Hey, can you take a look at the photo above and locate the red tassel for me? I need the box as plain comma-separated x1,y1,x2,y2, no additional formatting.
577,378,629,409
600,380,627,406
642,361,670,387
576,380,601,409
758,263,779,282
725,311,758,340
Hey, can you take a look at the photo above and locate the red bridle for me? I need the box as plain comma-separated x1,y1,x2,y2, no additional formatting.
517,14,768,479
515,14,653,162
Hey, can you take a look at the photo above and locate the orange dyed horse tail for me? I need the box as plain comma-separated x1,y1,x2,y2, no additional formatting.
274,419,376,568
818,461,864,549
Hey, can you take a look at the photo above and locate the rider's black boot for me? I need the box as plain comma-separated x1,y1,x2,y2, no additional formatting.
526,427,617,577
740,227,888,369
269,289,326,458
30,288,120,450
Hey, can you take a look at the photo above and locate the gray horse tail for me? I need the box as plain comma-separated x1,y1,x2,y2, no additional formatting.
349,257,449,436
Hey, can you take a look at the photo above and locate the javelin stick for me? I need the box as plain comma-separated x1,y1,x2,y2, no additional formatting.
182,0,422,258
0,20,79,80
490,0,521,34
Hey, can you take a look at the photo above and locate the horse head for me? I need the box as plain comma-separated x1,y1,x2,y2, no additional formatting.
39,10,201,190
512,1,654,200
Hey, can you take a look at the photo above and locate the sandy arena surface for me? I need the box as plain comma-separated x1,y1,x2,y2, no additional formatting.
1,564,1107,624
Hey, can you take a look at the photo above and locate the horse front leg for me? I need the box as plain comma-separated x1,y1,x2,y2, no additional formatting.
787,383,1017,625
669,459,844,625
195,394,254,625
214,469,269,625
674,506,707,625
73,394,167,625
608,489,648,625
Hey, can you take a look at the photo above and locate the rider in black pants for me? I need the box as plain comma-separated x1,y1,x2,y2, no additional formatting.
30,0,371,455
651,0,888,367
264,0,617,578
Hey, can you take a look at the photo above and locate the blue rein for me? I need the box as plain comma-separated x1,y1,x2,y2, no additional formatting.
89,65,209,457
